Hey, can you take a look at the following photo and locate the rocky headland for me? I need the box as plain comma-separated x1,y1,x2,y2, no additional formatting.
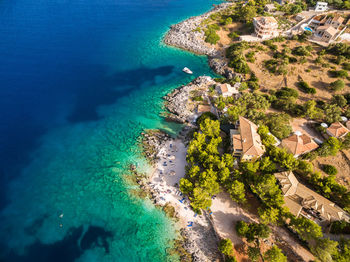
163,3,238,79
163,3,233,56
163,76,215,124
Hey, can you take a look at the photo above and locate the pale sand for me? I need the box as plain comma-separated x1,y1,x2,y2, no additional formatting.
149,138,222,260
210,192,259,261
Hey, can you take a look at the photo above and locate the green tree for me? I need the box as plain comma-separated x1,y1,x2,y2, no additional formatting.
324,104,342,124
248,246,261,262
205,28,220,45
259,157,276,173
227,180,246,203
189,187,212,213
246,223,271,242
179,178,194,195
200,118,220,137
265,114,292,140
236,220,249,237
239,5,257,23
264,246,287,262
290,216,323,242
322,164,338,175
269,147,299,170
332,95,347,107
310,238,338,262
258,206,280,224
251,174,284,207
318,137,342,157
258,125,277,147
218,238,234,256
304,100,324,120
224,17,232,25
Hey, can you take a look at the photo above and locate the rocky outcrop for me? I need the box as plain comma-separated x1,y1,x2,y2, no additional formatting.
141,130,170,164
208,56,239,79
163,76,215,124
163,3,232,56
181,215,222,262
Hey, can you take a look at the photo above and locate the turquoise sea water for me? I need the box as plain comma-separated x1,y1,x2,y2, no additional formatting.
0,0,221,261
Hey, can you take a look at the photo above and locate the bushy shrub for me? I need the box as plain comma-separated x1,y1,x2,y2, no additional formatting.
245,51,256,63
322,164,338,175
329,79,345,92
330,220,350,234
275,87,299,98
228,31,240,39
226,42,251,74
332,94,347,107
298,81,316,94
192,95,203,101
205,29,220,45
218,238,234,256
292,46,310,56
329,69,348,78
342,62,350,71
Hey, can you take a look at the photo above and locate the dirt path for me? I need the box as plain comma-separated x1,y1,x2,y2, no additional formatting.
210,192,314,262
271,226,314,262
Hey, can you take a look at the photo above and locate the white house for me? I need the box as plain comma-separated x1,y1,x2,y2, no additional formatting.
315,2,328,12
253,16,279,39
215,83,239,98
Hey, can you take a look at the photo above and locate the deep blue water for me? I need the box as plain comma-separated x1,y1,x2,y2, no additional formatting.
0,0,220,261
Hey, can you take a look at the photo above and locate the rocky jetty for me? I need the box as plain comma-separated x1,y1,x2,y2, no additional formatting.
163,3,232,56
164,76,215,124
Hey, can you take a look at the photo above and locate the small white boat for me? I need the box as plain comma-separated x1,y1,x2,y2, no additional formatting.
182,67,193,74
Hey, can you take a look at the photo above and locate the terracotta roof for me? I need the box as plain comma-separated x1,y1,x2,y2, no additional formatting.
216,83,239,96
239,116,265,158
275,171,348,222
327,122,349,138
218,83,228,93
197,104,211,113
232,134,243,150
281,134,318,156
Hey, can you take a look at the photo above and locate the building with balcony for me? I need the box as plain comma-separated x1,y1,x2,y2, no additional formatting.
315,1,328,12
275,171,349,225
253,16,279,39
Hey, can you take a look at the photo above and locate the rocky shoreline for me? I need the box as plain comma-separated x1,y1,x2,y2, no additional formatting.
136,3,241,260
163,2,238,79
163,3,232,56
138,76,228,261
163,76,216,124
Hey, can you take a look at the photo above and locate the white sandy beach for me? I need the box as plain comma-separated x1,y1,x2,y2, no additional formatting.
148,138,221,261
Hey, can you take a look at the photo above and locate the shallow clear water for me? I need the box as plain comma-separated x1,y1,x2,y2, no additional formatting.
0,0,220,261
